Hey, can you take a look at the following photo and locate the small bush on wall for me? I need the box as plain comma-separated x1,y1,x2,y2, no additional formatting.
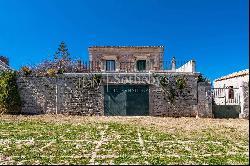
93,74,102,85
21,66,32,76
46,69,57,77
197,74,208,83
82,74,102,88
0,71,21,114
176,76,187,92
159,75,187,104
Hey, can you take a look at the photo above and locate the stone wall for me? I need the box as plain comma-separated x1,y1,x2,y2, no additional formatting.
149,85,197,117
149,75,211,117
17,73,212,117
197,82,213,118
17,75,104,115
240,81,249,119
17,77,56,114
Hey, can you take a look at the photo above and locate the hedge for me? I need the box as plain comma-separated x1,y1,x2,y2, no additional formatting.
0,71,21,114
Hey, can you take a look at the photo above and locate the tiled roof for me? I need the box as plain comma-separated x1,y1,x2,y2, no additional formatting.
214,69,249,82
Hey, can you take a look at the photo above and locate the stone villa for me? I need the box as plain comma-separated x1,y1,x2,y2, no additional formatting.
17,46,213,117
88,46,196,73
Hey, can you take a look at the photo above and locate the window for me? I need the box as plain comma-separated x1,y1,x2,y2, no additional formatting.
137,60,146,71
228,86,234,99
106,60,116,71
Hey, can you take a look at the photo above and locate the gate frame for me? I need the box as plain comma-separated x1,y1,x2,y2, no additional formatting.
103,84,150,116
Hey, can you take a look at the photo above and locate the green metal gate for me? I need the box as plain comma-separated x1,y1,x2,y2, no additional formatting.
104,85,149,116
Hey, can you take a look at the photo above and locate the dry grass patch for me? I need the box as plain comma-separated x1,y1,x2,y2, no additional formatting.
0,115,249,165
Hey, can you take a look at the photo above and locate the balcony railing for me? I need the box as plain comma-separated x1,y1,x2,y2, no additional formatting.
75,60,189,73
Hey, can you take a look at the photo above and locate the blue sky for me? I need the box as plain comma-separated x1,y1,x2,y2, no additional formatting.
0,0,249,81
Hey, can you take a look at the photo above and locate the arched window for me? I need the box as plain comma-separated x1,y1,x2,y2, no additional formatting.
228,86,234,99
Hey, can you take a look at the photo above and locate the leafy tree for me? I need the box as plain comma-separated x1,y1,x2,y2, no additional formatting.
54,41,72,73
0,71,21,114
54,41,70,61
23,41,83,76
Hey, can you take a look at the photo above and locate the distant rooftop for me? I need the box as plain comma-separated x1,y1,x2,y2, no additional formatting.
0,59,11,71
214,69,249,82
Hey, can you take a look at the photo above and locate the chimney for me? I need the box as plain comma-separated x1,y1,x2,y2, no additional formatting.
77,60,82,71
191,60,196,72
171,56,176,71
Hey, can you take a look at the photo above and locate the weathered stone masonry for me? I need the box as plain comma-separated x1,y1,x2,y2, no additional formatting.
240,82,249,119
17,76,104,115
150,75,197,117
197,82,213,117
17,73,212,117
88,46,164,72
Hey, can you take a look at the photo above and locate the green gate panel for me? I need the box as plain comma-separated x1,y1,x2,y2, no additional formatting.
104,85,149,116
212,105,240,118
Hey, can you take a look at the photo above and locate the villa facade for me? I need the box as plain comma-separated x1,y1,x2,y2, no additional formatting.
17,46,212,117
88,46,164,72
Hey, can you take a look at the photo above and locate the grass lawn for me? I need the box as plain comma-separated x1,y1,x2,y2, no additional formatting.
0,115,249,165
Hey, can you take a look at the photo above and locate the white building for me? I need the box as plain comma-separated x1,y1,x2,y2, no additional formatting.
213,69,249,105
213,69,249,118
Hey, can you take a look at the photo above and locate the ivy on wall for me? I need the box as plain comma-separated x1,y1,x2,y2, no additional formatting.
197,74,208,83
82,74,102,89
0,71,21,114
158,75,187,104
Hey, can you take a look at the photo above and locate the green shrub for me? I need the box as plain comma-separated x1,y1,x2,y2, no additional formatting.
57,68,65,74
0,71,21,114
93,74,102,85
46,69,57,77
21,66,32,76
197,74,208,83
159,75,187,103
176,76,187,90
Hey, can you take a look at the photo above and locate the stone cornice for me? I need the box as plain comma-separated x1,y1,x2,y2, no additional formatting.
89,46,164,48
88,46,165,53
